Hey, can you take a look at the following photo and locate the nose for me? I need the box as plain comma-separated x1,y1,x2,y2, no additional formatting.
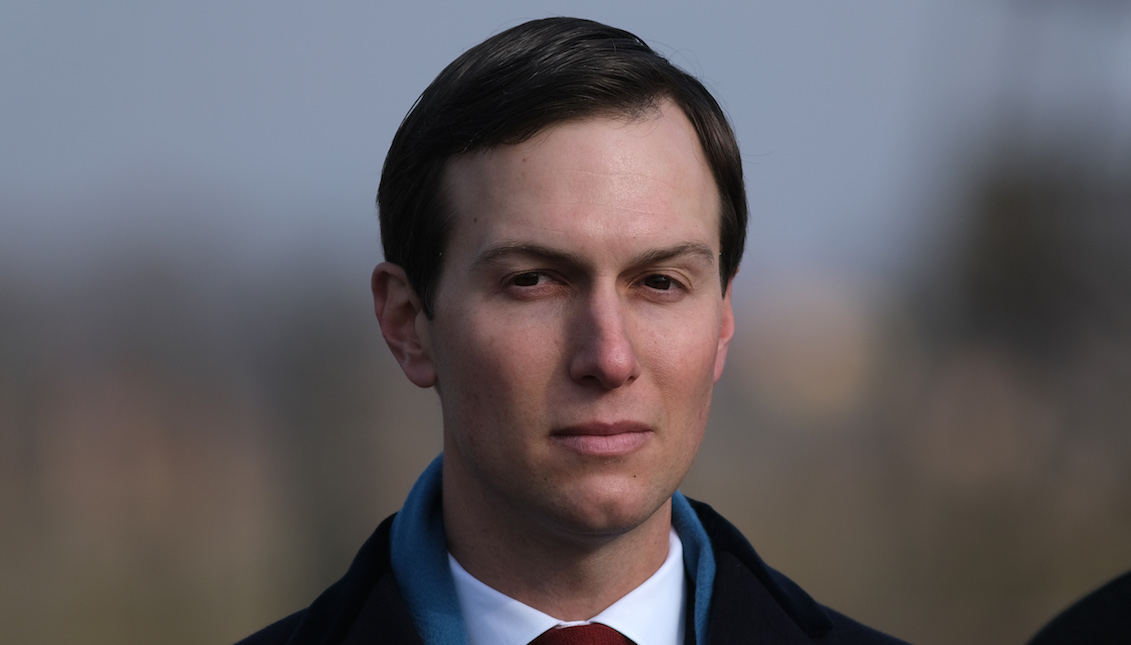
567,287,641,389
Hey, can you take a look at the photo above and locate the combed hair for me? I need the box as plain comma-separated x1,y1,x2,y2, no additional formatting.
378,17,747,316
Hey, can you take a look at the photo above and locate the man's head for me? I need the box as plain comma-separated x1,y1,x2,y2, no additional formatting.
378,17,746,318
372,17,744,565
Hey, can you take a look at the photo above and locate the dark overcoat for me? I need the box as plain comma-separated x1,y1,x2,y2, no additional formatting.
237,499,908,644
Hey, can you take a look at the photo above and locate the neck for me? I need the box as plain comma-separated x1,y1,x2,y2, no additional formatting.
442,467,673,621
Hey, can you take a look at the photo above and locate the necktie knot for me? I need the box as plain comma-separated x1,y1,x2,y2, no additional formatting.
528,623,634,645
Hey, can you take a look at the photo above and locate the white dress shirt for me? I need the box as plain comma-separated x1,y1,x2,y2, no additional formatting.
450,527,687,645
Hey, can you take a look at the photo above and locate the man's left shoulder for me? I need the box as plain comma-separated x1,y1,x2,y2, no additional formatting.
817,607,910,644
234,611,305,645
689,498,910,644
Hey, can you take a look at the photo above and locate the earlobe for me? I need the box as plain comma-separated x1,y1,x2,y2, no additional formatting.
371,262,438,388
714,281,736,383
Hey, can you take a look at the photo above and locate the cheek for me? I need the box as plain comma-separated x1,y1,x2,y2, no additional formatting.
646,319,722,389
646,322,720,454
438,316,560,412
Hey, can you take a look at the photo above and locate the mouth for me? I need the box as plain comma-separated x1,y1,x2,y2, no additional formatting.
550,421,652,457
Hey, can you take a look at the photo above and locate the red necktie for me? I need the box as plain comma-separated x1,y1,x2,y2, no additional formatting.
528,623,634,645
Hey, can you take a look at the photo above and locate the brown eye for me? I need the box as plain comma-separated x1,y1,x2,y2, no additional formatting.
512,273,541,287
643,275,673,290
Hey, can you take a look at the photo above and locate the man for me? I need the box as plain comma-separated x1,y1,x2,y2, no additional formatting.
240,17,907,645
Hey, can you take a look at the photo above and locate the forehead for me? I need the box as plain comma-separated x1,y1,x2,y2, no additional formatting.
441,102,720,255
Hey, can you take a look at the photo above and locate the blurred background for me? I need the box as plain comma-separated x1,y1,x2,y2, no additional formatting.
3,1,1130,643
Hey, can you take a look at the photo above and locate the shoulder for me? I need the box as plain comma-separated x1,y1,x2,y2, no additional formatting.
688,498,909,645
1028,570,1131,645
232,514,422,645
234,611,304,645
817,607,910,644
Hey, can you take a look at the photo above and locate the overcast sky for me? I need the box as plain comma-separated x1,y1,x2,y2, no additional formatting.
3,1,1128,289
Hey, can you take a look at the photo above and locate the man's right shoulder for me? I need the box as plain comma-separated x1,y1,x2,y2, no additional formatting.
230,513,424,645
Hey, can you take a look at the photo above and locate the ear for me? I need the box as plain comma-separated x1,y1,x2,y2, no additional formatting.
371,262,437,388
714,280,736,383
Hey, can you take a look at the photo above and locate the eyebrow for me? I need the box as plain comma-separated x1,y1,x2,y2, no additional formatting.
472,243,584,270
471,241,717,271
631,242,716,268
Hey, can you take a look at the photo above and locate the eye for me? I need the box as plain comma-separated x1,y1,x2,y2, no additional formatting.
502,271,567,300
642,274,674,290
511,272,542,287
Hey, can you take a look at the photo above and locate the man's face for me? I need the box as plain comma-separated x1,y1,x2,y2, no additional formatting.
421,101,734,541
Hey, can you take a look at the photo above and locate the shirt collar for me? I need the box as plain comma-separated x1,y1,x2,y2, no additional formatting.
391,455,715,645
450,527,687,645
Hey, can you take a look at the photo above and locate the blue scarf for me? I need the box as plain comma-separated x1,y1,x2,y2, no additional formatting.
390,454,716,644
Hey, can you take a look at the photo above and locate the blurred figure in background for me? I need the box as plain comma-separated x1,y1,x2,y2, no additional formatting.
1028,570,1131,644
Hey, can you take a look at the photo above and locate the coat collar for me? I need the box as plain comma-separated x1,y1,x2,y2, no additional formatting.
281,497,834,645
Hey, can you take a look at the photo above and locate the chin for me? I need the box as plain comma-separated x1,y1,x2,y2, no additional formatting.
545,479,674,540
